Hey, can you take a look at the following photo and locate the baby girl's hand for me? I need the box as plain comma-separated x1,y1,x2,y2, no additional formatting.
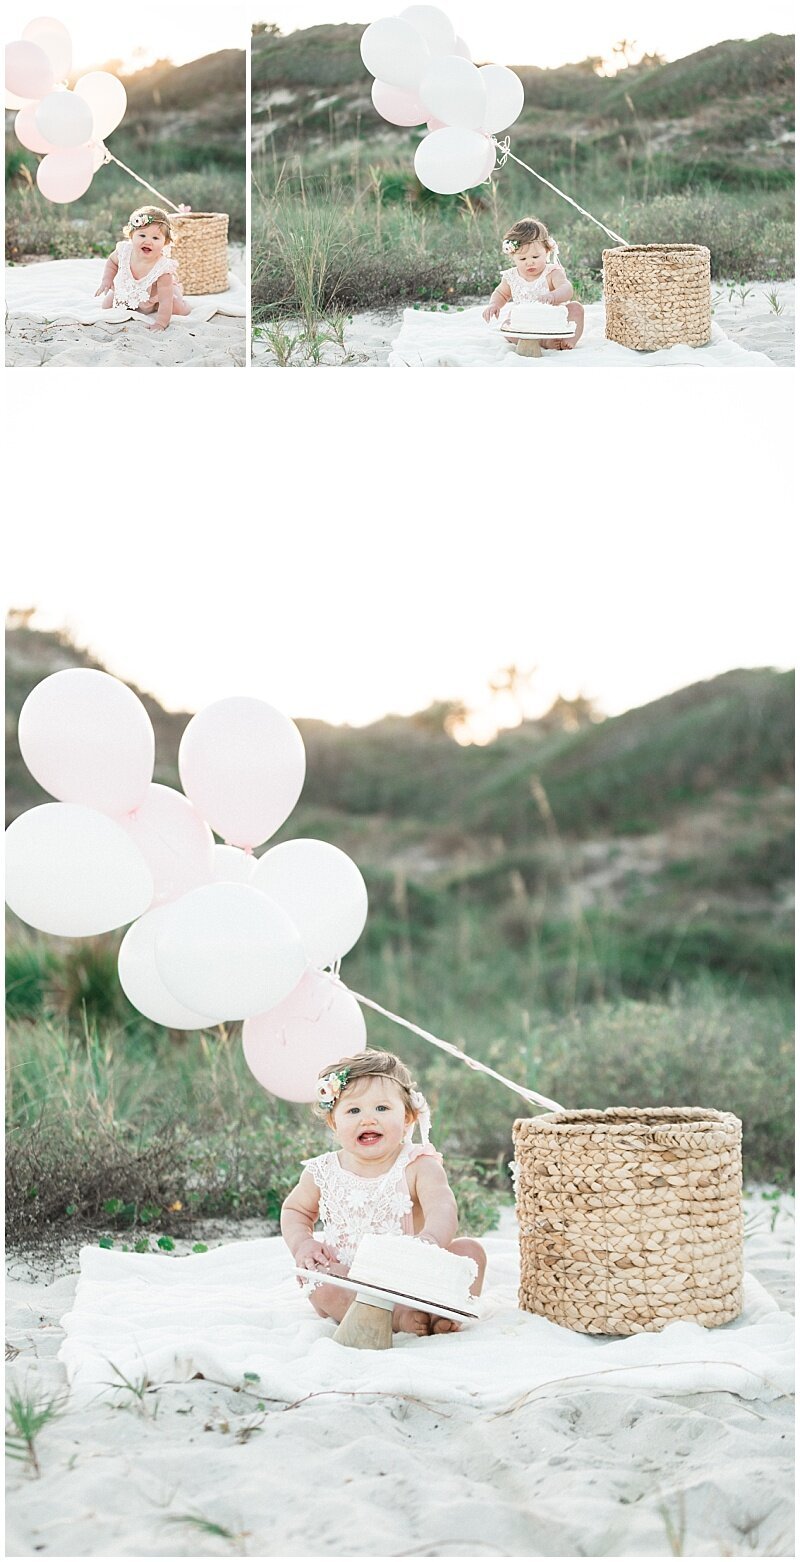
483,303,501,321
94,285,109,297
294,1237,338,1272
148,320,169,332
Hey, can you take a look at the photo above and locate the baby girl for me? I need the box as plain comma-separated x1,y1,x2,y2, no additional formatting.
483,216,585,349
95,206,191,331
281,1049,487,1336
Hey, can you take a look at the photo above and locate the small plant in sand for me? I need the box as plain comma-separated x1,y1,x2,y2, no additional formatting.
167,1513,250,1554
101,1360,158,1419
5,1383,66,1476
763,288,784,316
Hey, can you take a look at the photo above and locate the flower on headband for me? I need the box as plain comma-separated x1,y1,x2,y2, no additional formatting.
315,1068,350,1109
130,212,154,229
502,238,520,254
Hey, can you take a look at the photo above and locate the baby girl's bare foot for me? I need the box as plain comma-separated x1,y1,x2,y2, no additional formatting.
430,1315,461,1333
393,1304,431,1336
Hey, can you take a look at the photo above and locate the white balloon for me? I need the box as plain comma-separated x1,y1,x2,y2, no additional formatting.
399,5,456,56
35,90,93,150
119,906,217,1030
211,844,258,884
420,56,487,132
251,839,368,969
119,784,215,907
154,882,307,1023
178,696,305,851
22,17,72,81
18,668,155,817
480,64,525,134
90,140,107,172
5,803,154,937
360,17,429,92
74,70,127,140
454,36,472,61
415,127,494,195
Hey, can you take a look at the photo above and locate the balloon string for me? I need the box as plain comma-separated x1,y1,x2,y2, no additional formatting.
100,148,182,212
329,975,564,1114
492,137,630,249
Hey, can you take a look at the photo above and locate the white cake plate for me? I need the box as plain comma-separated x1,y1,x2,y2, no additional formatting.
295,1268,479,1322
501,320,576,358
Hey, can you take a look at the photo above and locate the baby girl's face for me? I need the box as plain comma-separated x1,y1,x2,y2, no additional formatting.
514,240,548,280
132,224,166,261
332,1076,412,1162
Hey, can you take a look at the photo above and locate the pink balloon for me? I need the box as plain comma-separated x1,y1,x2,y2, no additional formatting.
178,697,306,851
242,970,366,1102
36,146,94,203
6,40,55,100
15,103,57,154
18,669,154,815
119,784,215,908
371,78,427,126
427,116,446,131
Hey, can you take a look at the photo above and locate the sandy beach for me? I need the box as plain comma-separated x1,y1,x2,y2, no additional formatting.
253,280,794,368
5,1189,794,1558
5,247,246,369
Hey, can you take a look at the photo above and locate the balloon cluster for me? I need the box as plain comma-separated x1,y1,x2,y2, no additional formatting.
5,670,369,1102
6,16,126,203
361,4,524,195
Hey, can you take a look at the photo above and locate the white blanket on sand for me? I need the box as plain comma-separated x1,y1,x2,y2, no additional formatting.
58,1232,793,1409
388,302,775,368
5,257,245,325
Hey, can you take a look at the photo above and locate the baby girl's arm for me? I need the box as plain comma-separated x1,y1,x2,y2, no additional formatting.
412,1158,459,1247
483,279,512,321
545,266,574,305
95,252,118,297
281,1169,339,1268
149,273,175,331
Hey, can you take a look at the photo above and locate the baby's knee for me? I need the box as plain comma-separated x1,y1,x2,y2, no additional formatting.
568,299,584,317
450,1236,487,1281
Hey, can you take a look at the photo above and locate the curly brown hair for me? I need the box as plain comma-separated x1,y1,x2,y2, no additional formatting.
124,206,175,244
503,217,556,254
313,1049,419,1123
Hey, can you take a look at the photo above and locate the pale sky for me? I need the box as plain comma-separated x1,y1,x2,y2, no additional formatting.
258,0,795,69
5,3,243,75
5,506,795,738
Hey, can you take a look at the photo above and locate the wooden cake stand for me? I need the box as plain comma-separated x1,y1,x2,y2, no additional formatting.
295,1268,478,1350
501,321,577,358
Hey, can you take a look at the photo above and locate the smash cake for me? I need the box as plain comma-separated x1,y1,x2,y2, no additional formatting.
349,1234,479,1314
506,301,572,336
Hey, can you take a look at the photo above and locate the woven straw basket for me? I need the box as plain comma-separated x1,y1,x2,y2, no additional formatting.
513,1107,743,1335
603,244,711,351
170,212,229,295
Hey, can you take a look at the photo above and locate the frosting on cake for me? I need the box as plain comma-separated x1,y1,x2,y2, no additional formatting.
349,1233,478,1312
509,301,571,334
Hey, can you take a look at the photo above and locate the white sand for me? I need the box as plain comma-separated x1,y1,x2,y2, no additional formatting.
5,1190,794,1558
5,247,246,369
252,280,794,368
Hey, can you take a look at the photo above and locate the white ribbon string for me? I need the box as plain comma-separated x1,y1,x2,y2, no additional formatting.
100,148,182,212
492,136,630,249
329,975,564,1114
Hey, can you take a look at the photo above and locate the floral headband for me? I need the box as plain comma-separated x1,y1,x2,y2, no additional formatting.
129,212,161,231
315,1069,351,1109
502,238,520,254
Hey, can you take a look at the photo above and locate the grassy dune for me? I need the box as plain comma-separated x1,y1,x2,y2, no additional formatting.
5,50,245,260
251,27,794,323
5,628,794,1248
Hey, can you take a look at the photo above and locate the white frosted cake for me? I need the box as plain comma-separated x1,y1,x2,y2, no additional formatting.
349,1234,478,1313
508,301,571,335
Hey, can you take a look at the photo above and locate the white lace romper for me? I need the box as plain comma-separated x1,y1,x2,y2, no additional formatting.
499,263,560,327
299,1140,442,1290
112,239,179,309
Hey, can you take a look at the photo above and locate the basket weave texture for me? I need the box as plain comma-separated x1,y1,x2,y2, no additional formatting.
513,1107,743,1335
170,212,229,295
603,244,711,351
